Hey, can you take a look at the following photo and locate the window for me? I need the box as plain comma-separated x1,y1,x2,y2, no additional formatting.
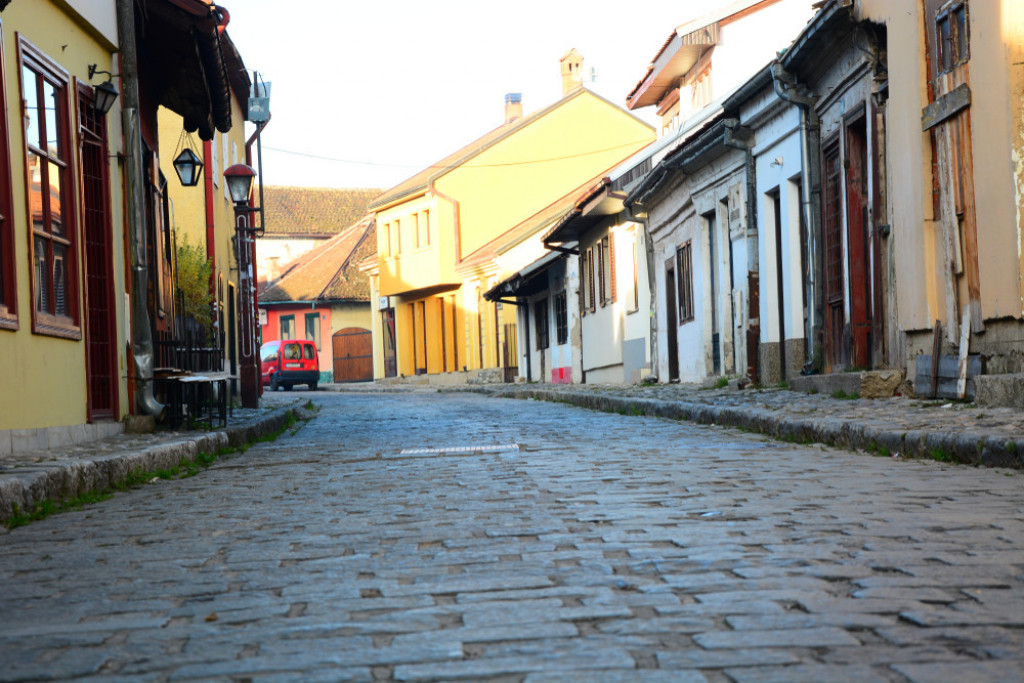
305,312,320,351
599,233,616,305
0,23,16,329
936,2,969,75
582,247,595,313
554,291,567,345
303,342,315,360
283,342,301,360
393,218,401,255
381,223,390,258
676,241,694,323
412,213,420,249
20,40,79,338
534,298,549,350
422,210,430,246
280,314,295,340
260,343,278,363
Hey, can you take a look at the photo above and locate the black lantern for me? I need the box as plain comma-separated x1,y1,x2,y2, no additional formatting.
173,147,204,187
87,64,119,115
93,80,119,115
224,164,257,204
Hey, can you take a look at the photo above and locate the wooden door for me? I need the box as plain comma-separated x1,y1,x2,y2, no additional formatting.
665,258,679,382
332,327,373,382
79,86,117,420
845,116,872,369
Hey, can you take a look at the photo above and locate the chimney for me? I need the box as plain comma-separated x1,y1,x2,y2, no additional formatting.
560,48,583,96
504,92,522,125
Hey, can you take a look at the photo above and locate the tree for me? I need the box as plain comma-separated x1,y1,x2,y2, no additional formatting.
176,238,214,341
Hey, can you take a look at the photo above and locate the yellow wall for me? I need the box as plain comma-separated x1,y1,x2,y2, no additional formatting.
0,1,126,430
376,194,459,296
158,98,248,366
439,92,654,258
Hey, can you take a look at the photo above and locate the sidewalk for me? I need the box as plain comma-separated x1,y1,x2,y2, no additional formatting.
0,394,312,525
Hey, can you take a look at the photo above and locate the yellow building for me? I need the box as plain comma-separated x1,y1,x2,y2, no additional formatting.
158,91,250,386
0,1,126,448
0,0,255,453
367,54,655,383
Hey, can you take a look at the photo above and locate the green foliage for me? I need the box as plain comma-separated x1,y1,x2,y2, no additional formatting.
176,238,214,340
831,389,860,400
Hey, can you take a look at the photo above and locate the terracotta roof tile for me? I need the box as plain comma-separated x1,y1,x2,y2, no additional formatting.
261,186,382,236
258,215,375,303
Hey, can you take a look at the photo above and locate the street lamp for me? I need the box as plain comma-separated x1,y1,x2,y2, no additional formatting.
172,147,203,186
226,163,260,409
87,64,119,115
92,79,119,115
225,163,256,204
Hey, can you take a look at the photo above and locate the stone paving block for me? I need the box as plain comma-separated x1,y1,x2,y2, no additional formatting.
0,649,108,681
899,606,1024,627
892,659,1024,682
597,616,717,635
725,612,898,631
526,671,707,683
851,586,963,603
725,662,897,682
657,600,789,617
393,643,635,680
693,626,861,649
382,573,555,597
656,647,801,669
461,601,634,629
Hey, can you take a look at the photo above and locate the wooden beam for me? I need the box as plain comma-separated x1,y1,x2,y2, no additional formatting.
921,83,971,131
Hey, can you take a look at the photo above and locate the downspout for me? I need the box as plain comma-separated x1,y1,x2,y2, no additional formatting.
116,0,164,419
245,111,270,359
723,118,759,383
771,61,823,375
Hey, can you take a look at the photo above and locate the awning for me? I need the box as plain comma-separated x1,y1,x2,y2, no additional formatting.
544,179,626,246
136,0,250,139
483,251,563,302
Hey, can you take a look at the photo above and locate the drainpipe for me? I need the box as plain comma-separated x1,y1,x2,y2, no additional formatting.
723,118,759,383
771,61,823,375
116,0,164,419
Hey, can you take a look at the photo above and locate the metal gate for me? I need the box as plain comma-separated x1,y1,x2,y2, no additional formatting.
332,327,373,382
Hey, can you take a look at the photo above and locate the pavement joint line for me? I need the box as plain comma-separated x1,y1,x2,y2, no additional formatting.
400,444,520,455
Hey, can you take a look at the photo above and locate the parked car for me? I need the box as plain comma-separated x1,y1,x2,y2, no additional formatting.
260,340,319,391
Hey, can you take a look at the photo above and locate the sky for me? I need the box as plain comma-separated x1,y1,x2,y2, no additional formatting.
225,1,736,192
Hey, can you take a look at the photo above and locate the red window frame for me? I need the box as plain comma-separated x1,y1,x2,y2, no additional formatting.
0,21,18,330
18,37,80,339
0,22,14,329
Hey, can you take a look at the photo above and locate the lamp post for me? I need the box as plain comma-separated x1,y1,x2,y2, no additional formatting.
225,163,260,409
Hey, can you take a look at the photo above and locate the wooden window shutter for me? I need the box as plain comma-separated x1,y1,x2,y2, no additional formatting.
578,253,586,314
587,247,596,313
609,231,617,302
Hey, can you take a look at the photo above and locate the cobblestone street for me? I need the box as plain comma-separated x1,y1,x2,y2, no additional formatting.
2,391,1023,681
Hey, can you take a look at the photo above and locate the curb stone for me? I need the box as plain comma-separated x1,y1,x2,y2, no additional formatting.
497,388,1024,470
0,403,315,525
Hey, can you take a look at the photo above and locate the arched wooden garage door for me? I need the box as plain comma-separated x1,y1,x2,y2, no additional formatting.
332,327,373,382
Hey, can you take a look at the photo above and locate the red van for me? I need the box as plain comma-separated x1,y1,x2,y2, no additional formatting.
260,340,319,391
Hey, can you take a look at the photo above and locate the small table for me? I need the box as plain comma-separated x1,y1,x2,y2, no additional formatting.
155,372,234,430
